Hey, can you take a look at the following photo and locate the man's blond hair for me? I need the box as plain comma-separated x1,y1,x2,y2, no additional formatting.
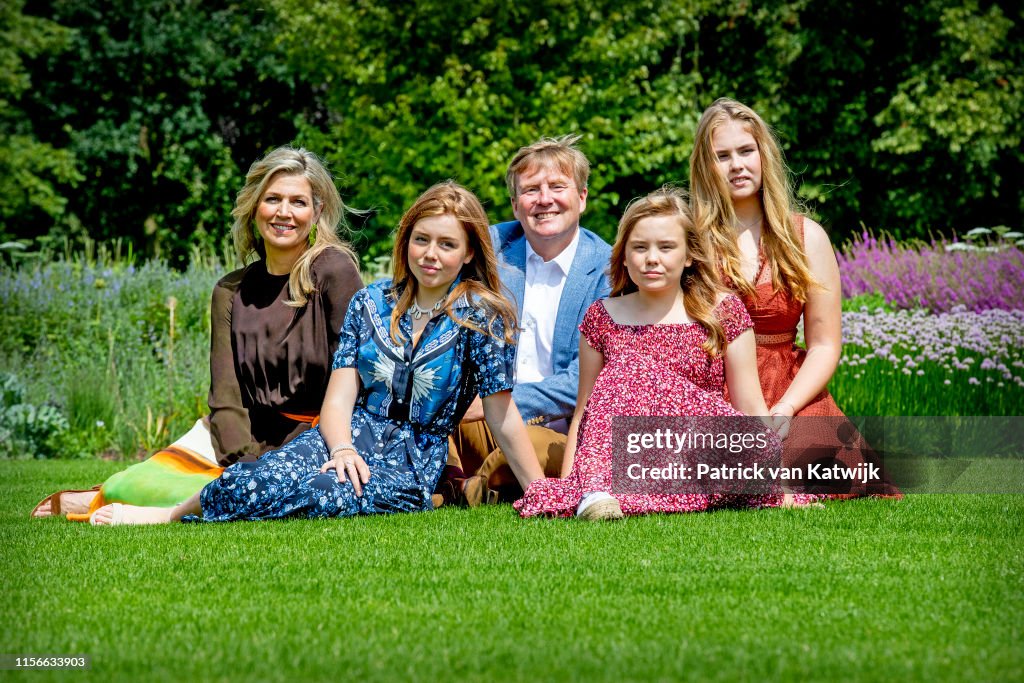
504,133,590,199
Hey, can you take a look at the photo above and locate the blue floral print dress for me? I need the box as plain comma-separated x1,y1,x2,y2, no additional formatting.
195,279,516,521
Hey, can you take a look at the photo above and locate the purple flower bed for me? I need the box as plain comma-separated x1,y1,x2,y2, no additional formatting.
837,233,1024,313
831,307,1024,415
840,307,1024,387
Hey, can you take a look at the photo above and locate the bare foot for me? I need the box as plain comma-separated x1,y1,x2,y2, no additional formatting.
89,504,174,526
32,491,97,518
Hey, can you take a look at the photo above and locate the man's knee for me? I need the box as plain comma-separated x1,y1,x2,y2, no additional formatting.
448,420,497,474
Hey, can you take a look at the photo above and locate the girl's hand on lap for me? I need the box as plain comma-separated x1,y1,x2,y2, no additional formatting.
769,402,795,440
321,452,371,496
755,414,789,450
769,415,791,440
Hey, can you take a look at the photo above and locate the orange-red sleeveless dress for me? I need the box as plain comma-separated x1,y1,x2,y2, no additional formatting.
726,217,901,498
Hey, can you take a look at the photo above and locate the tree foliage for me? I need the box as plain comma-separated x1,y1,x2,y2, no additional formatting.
277,0,715,251
871,0,1022,235
274,0,1024,249
0,0,82,240
17,0,306,264
7,0,1023,261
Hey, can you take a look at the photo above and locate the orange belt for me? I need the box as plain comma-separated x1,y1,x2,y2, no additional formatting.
280,411,320,428
755,331,797,345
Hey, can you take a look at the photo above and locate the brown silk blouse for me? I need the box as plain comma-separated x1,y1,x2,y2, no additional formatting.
207,248,363,465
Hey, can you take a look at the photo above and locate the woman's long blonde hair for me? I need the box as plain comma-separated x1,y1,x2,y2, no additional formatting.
230,146,359,307
610,187,729,355
389,182,518,345
690,98,816,302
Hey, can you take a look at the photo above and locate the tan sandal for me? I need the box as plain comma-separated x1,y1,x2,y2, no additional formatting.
30,487,100,519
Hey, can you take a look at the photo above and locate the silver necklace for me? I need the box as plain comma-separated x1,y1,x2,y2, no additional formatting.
734,215,762,230
410,298,443,320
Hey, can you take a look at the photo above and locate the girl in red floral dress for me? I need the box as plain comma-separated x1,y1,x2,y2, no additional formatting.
514,188,806,520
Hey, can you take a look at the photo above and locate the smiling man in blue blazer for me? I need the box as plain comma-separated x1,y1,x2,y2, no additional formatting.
441,134,611,505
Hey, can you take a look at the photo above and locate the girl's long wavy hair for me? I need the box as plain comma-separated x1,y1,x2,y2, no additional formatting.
689,98,816,302
230,146,359,307
610,187,729,356
389,181,518,345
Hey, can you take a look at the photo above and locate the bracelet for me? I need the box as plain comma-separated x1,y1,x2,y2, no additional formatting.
770,401,796,416
328,443,358,459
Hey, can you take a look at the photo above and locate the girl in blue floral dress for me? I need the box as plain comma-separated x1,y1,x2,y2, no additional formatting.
90,182,545,525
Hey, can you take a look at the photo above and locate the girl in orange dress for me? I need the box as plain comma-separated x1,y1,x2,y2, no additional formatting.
689,98,900,498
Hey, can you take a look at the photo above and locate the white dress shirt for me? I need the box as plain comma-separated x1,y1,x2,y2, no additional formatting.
516,230,580,385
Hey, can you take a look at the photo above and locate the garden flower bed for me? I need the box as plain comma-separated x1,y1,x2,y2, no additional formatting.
832,307,1024,416
837,231,1024,313
1,232,1022,459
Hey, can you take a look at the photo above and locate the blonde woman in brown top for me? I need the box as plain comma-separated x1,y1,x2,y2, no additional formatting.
32,146,364,520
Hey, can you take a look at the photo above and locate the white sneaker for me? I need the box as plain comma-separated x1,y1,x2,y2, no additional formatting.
576,492,624,521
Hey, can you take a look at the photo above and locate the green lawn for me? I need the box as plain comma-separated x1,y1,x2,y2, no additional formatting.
3,461,1023,682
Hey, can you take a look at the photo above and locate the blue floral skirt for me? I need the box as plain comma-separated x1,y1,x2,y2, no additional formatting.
195,423,435,522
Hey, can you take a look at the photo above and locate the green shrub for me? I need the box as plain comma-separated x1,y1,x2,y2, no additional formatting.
0,373,70,459
0,246,222,459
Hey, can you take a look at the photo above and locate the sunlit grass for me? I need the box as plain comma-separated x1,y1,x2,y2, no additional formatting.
4,461,1023,682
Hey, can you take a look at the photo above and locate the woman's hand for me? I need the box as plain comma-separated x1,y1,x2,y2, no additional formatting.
768,401,795,440
317,367,366,494
320,449,371,497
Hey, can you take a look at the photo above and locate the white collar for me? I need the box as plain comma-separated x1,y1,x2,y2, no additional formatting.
525,229,580,277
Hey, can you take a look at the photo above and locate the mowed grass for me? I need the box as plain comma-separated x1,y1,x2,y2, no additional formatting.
3,461,1023,683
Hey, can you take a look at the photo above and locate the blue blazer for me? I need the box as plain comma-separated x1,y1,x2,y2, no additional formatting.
491,220,612,425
